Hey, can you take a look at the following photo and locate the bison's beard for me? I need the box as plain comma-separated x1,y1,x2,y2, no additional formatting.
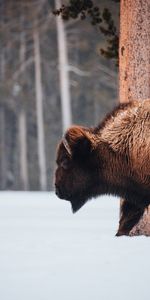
70,197,87,213
55,186,88,212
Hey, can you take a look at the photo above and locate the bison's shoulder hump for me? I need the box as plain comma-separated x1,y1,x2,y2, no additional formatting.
100,99,150,155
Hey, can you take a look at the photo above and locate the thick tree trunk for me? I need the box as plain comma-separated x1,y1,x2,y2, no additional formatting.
33,25,47,191
118,0,150,235
55,0,72,132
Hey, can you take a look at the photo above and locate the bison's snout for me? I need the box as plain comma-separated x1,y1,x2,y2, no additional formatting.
55,184,87,213
55,184,70,201
55,184,64,199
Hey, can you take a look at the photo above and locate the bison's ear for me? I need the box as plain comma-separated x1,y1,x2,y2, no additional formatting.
63,126,94,159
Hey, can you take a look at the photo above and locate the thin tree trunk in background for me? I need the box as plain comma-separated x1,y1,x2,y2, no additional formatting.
19,109,28,190
19,31,29,190
1,50,5,80
0,108,7,189
55,0,72,133
33,25,47,191
0,49,7,189
118,0,150,235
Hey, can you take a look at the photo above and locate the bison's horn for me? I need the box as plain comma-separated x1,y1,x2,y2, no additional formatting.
62,137,72,156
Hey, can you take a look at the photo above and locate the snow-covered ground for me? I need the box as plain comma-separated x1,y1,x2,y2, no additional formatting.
0,192,149,300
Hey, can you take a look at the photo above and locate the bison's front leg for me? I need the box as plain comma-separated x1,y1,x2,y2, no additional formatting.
116,200,145,236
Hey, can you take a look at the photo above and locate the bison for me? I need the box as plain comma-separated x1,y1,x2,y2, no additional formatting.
55,99,150,235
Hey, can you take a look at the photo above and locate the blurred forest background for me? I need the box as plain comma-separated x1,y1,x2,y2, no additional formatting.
0,0,119,191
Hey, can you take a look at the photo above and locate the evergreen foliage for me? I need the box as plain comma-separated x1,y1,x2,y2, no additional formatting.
53,0,120,63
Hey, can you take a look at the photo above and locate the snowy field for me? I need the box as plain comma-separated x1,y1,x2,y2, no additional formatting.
0,192,149,300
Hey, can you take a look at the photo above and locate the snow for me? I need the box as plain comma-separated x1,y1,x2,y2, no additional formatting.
0,192,149,300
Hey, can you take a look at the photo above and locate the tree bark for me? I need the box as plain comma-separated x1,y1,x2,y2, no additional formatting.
118,0,150,235
55,0,72,132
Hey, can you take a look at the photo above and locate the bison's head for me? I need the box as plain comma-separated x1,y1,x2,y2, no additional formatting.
55,126,99,213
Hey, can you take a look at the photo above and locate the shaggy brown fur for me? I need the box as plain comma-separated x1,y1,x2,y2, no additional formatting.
55,99,150,235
